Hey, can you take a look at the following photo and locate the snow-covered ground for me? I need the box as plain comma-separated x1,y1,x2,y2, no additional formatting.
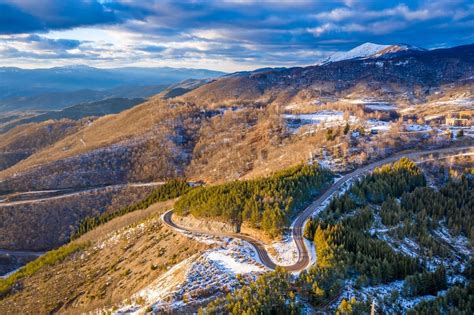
368,210,399,235
283,110,357,131
206,241,265,274
324,43,390,63
317,149,344,170
265,234,298,266
115,256,196,314
432,225,472,259
340,268,469,313
405,124,432,132
304,238,317,268
355,280,441,312
336,224,471,312
431,97,474,107
114,235,266,314
365,103,395,111
345,99,396,111
366,119,391,132
332,188,474,313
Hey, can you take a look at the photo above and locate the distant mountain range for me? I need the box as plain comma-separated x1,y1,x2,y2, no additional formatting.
0,85,165,112
0,66,225,112
0,98,146,133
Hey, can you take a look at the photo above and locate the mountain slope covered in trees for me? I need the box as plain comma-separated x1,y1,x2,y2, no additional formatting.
198,158,473,313
175,163,333,237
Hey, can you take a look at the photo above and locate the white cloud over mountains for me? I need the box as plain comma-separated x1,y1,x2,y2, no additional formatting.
0,0,472,71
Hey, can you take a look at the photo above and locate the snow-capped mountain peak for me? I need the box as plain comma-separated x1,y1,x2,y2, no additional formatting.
323,42,426,64
327,43,390,63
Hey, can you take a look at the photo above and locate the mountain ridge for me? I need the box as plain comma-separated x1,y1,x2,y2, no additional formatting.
2,43,472,169
182,43,473,106
0,65,226,111
322,42,426,63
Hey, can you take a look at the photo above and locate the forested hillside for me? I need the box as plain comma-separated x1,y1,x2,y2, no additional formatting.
0,119,85,171
0,185,156,250
409,259,474,314
175,163,333,237
201,267,300,314
71,180,191,239
301,158,473,313
199,158,473,313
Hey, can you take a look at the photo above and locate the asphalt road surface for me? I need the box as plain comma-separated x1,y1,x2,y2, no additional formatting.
0,181,165,207
162,146,473,272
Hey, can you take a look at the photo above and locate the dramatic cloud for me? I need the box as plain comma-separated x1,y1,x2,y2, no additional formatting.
0,0,123,34
0,0,472,71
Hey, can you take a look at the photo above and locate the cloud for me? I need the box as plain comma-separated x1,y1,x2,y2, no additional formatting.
0,0,123,34
0,0,473,70
0,34,93,62
136,45,167,53
24,34,82,50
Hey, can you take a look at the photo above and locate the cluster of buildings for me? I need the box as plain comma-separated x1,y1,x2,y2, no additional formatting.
424,111,472,127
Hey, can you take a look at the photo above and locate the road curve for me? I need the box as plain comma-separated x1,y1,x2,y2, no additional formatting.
162,146,473,272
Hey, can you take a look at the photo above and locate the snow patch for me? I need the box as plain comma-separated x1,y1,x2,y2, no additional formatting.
265,234,298,266
114,239,266,314
365,104,396,111
304,238,317,268
431,98,473,107
366,119,391,132
283,110,357,131
342,98,396,111
405,124,431,132
206,243,265,274
93,223,146,251
357,280,441,312
432,225,472,258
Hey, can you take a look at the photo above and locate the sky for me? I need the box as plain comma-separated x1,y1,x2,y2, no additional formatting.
0,0,473,72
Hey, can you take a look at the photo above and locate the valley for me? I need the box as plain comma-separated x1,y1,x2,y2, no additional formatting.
0,144,470,313
0,39,472,314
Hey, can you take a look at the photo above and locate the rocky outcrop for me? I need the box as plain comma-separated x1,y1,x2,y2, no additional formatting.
172,214,275,243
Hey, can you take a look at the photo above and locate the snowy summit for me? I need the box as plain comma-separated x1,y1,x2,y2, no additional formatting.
323,42,425,63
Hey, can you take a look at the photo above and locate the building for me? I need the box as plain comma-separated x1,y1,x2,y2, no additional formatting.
424,114,445,125
446,117,471,127
445,112,472,127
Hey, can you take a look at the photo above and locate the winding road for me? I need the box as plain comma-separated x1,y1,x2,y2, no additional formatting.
0,181,165,207
162,146,473,272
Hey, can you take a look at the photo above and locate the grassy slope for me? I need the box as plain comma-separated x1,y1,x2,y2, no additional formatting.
0,200,208,314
